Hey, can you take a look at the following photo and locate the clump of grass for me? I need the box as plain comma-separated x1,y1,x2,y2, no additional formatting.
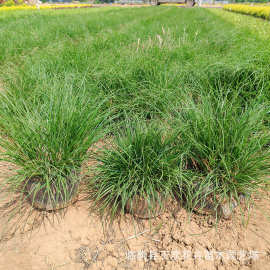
0,82,107,209
181,64,270,107
89,121,178,219
172,93,270,212
92,56,179,126
205,65,270,105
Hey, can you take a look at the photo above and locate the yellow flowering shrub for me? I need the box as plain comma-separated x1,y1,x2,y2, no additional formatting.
0,3,93,11
0,5,35,11
223,4,270,20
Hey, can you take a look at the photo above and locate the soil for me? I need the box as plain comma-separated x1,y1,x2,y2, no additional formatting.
25,175,79,211
0,144,270,270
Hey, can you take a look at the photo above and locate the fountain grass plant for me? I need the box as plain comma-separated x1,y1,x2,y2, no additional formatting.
171,91,270,214
0,81,107,210
89,120,179,219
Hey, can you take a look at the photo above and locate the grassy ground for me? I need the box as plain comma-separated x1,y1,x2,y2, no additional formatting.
1,7,270,90
1,7,270,97
1,6,270,219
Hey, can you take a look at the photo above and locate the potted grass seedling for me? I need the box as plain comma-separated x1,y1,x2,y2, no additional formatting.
89,120,178,219
172,92,270,219
0,83,106,211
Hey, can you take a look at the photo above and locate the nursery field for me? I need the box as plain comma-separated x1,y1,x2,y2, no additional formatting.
1,6,270,270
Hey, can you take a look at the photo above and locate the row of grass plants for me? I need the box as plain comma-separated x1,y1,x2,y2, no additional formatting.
0,7,270,225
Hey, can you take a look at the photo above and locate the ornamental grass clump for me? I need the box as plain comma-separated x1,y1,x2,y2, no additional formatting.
0,84,106,210
172,93,270,213
89,121,178,219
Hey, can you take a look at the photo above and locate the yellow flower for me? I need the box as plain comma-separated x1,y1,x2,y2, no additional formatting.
223,4,270,20
0,3,93,12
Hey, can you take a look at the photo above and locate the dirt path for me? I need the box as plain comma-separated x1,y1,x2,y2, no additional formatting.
0,159,270,270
